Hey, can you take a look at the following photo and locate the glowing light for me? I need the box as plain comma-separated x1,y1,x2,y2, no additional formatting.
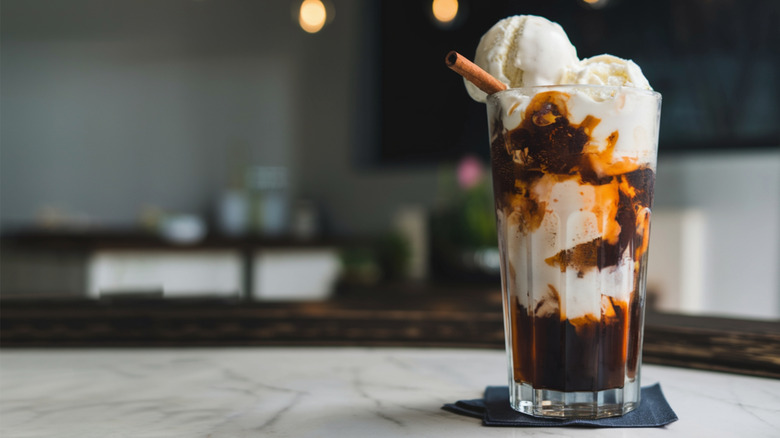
299,0,327,34
432,0,458,24
581,0,610,9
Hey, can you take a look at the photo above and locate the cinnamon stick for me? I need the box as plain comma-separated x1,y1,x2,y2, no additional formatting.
445,51,507,95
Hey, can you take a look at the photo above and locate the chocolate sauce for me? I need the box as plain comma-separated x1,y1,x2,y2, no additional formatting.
510,295,642,391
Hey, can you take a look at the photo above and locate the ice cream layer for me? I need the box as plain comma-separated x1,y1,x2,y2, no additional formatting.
488,87,658,322
493,86,661,169
497,180,638,321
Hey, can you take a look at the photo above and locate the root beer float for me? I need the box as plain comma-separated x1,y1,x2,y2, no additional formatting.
448,15,661,417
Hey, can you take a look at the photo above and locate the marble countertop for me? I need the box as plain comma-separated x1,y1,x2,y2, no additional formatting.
1,347,778,437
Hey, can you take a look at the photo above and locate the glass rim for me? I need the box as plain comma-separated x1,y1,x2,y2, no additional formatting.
487,84,662,101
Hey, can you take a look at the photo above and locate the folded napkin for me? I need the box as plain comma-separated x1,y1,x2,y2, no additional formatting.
443,383,677,427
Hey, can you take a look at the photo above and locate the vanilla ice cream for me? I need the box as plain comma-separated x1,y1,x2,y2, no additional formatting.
465,15,652,101
465,15,579,102
562,55,651,90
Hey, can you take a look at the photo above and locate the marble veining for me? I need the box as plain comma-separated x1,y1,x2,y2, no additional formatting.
1,347,779,437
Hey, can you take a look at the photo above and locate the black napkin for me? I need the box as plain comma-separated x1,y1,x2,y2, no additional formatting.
443,383,677,427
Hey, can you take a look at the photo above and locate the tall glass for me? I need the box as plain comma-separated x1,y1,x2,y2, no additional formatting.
486,85,661,418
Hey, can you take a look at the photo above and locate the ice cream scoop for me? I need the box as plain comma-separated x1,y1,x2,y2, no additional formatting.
562,54,651,90
463,15,652,102
464,15,579,102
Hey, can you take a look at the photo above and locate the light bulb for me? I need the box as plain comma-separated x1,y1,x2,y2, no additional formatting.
299,0,327,34
432,0,458,24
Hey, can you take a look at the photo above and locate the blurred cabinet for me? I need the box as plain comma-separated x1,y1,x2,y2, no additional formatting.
87,250,243,298
0,232,343,301
252,248,340,301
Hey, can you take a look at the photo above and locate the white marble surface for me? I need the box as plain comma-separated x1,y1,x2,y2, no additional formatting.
1,347,779,437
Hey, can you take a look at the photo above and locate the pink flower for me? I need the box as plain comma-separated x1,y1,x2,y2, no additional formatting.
457,155,484,189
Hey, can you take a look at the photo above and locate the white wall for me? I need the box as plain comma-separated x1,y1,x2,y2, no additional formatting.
652,150,780,319
1,0,438,235
1,0,300,226
289,1,441,235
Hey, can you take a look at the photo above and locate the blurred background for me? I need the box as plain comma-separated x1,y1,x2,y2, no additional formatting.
1,0,779,322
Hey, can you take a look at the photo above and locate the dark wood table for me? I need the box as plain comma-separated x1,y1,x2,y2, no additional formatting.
3,283,779,379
